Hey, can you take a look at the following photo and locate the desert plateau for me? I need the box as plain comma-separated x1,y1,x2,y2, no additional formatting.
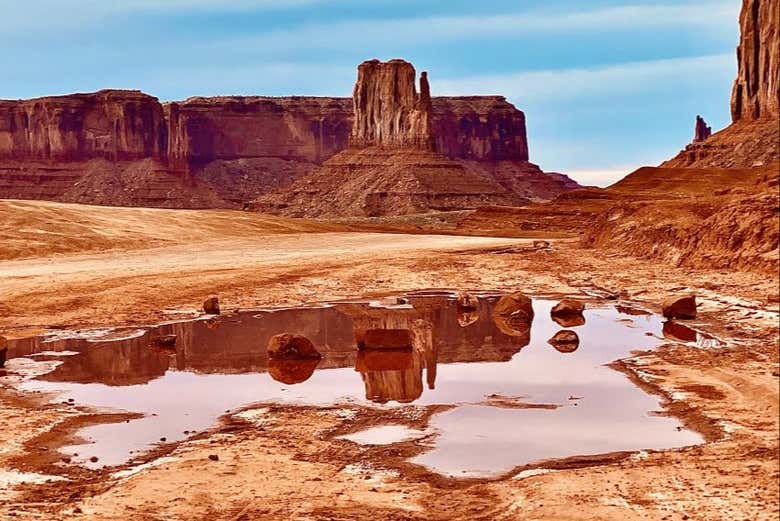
1,1,778,520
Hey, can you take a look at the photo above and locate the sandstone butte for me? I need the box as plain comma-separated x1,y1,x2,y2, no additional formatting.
250,59,580,217
0,62,577,210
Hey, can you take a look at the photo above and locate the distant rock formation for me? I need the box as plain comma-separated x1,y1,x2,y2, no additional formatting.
693,115,712,142
663,0,779,168
350,59,434,150
0,60,578,208
731,0,780,121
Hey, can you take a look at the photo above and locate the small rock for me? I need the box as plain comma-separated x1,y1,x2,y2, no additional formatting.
89,456,99,463
551,299,585,316
267,333,321,360
203,296,221,315
208,454,219,461
662,295,697,320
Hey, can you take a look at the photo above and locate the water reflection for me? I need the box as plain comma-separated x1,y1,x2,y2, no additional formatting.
3,294,707,474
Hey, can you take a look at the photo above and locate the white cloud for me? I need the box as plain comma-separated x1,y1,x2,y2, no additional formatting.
432,54,734,102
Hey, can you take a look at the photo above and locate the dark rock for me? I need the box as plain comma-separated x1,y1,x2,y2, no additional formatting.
208,454,219,461
267,333,321,360
550,299,585,316
548,330,580,353
662,295,697,319
203,296,221,315
693,115,712,142
492,292,534,336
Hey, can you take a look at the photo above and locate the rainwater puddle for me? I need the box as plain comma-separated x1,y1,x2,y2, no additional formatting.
3,291,706,477
339,425,427,446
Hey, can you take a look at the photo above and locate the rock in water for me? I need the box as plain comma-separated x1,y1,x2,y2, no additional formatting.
267,333,321,360
550,299,585,317
662,295,697,320
493,292,534,336
548,330,580,353
203,296,220,315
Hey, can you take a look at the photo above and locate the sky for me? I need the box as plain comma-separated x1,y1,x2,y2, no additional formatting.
1,0,741,186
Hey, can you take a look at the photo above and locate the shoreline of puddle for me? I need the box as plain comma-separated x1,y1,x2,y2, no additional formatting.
0,289,724,479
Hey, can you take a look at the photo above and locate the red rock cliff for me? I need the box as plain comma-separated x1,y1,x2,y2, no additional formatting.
731,0,780,121
0,90,166,162
349,59,435,150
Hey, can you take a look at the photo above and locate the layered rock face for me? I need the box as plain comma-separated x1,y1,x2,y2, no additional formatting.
731,0,780,122
350,59,434,150
0,90,166,162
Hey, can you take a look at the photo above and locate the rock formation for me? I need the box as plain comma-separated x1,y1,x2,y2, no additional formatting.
0,90,167,162
0,59,578,209
664,0,779,168
693,116,712,142
731,0,780,122
350,59,434,150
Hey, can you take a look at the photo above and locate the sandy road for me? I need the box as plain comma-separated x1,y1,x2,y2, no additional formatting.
0,231,530,334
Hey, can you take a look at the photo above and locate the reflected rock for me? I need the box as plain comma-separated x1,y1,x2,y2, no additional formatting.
203,296,221,315
0,336,7,367
457,310,480,328
356,349,423,404
456,292,479,312
552,314,586,328
493,292,534,337
268,358,319,385
551,299,585,317
615,305,651,316
150,334,177,350
267,333,321,360
358,329,413,350
548,330,580,353
662,321,698,343
662,295,696,320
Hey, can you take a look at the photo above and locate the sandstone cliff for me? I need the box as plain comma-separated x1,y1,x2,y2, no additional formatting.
0,90,166,162
0,61,573,208
731,0,780,121
665,0,779,168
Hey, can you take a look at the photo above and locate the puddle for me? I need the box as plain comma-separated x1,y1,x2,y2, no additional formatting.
3,293,706,476
339,425,427,446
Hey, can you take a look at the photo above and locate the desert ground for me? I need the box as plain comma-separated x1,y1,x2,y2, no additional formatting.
1,198,778,520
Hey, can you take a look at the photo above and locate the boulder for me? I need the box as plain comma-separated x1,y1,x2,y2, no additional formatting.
550,299,585,316
548,330,580,353
203,296,221,315
267,333,321,360
492,292,535,337
662,295,697,320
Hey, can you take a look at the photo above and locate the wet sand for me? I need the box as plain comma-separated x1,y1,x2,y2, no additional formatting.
0,200,778,520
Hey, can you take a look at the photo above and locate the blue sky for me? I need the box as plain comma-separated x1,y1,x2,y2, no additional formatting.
1,0,740,186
